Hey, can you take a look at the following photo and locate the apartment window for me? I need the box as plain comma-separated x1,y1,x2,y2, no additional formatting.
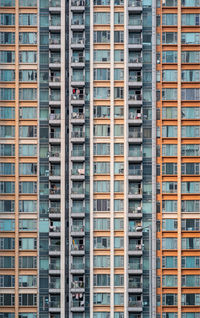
182,256,200,268
94,293,110,305
19,32,37,44
94,68,110,81
19,144,37,156
181,51,200,63
0,219,15,231
114,12,124,24
181,294,200,306
94,256,110,268
94,31,110,43
19,0,37,6
94,237,110,249
162,70,177,82
94,143,110,155
162,88,177,100
114,255,124,268
162,219,177,231
0,163,15,175
182,70,200,82
114,199,124,212
19,238,37,250
162,294,177,306
162,126,177,138
0,0,15,6
114,181,124,193
94,50,110,62
94,87,110,99
0,238,15,250
182,238,200,249
0,32,15,44
19,294,37,306
162,107,177,119
114,87,124,99
0,107,15,120
19,107,37,119
162,200,177,213
19,51,37,63
162,182,177,193
0,200,15,213
182,163,200,175
0,294,15,306
94,181,110,193
162,238,177,249
181,88,200,100
114,50,124,62
114,0,124,4
181,182,200,194
0,275,15,287
114,69,124,80
0,182,15,194
19,126,37,138
94,199,110,211
0,51,15,63
114,219,124,230
162,163,177,175
19,220,37,232
181,200,200,213
19,70,37,82
94,12,110,24
114,237,124,249
182,107,200,119
0,256,14,269
19,182,37,194
162,51,177,63
162,0,177,6
94,106,110,119
182,219,200,231
182,33,200,45
181,144,200,156
0,88,15,101
162,32,177,44
94,274,110,286
162,256,177,268
94,0,110,4
94,125,110,137
94,313,110,318
19,88,37,100
114,143,124,155
19,14,37,26
94,218,110,231
114,31,124,43
94,162,110,174
19,256,37,268
19,275,37,288
19,200,37,213
162,275,177,287
162,14,177,25
182,314,200,318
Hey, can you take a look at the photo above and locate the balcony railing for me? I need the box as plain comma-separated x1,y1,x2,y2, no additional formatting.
71,300,84,308
49,0,61,6
128,207,142,214
71,263,84,270
129,75,142,82
129,56,142,63
49,151,60,158
49,226,61,233
49,245,60,252
50,188,61,195
71,38,85,45
49,301,60,308
71,225,84,232
129,19,142,26
129,169,142,175
128,0,142,6
129,38,141,45
71,0,85,5
129,281,142,288
50,114,61,120
49,263,60,270
71,131,85,138
49,281,61,289
72,168,84,175
49,207,60,214
71,244,84,251
71,150,85,157
71,188,84,195
129,188,142,195
128,151,142,157
50,132,61,139
49,38,61,45
128,131,142,138
72,56,85,63
50,56,61,63
128,94,142,101
71,75,85,82
128,301,142,307
129,243,142,250
129,262,142,270
129,113,142,119
129,225,142,232
71,281,84,288
72,113,84,119
50,76,61,83
71,19,84,25
71,93,84,100
71,207,84,213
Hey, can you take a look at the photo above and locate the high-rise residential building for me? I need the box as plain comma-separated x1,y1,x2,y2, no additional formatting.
0,0,200,317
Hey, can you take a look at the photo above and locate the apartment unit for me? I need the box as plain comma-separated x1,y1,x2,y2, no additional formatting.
0,0,199,318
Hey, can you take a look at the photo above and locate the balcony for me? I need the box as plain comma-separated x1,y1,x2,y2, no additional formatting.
49,151,61,162
128,224,142,237
128,262,142,274
71,168,85,181
128,150,142,162
128,0,142,11
128,301,142,312
49,281,61,293
71,262,85,274
49,301,61,312
71,206,85,218
49,245,60,256
71,75,85,87
71,19,85,30
71,225,85,236
49,187,61,199
50,55,61,68
128,94,142,105
49,207,61,218
128,168,142,181
71,37,85,48
71,244,85,255
50,91,61,105
128,112,142,125
71,131,85,142
49,113,61,124
49,0,61,11
49,225,61,237
128,206,142,218
49,76,61,87
71,0,85,11
128,37,142,49
128,243,143,256
49,37,61,49
49,17,61,30
128,281,142,293
71,56,85,68
71,93,85,105
71,188,85,199
71,280,84,292
128,18,142,31
128,131,142,143
71,150,85,161
71,112,85,124
71,300,85,312
128,74,142,87
49,131,61,143
49,263,61,274
128,56,142,68
128,186,142,199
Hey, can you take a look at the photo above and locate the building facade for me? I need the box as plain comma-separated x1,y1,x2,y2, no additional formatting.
0,0,199,318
